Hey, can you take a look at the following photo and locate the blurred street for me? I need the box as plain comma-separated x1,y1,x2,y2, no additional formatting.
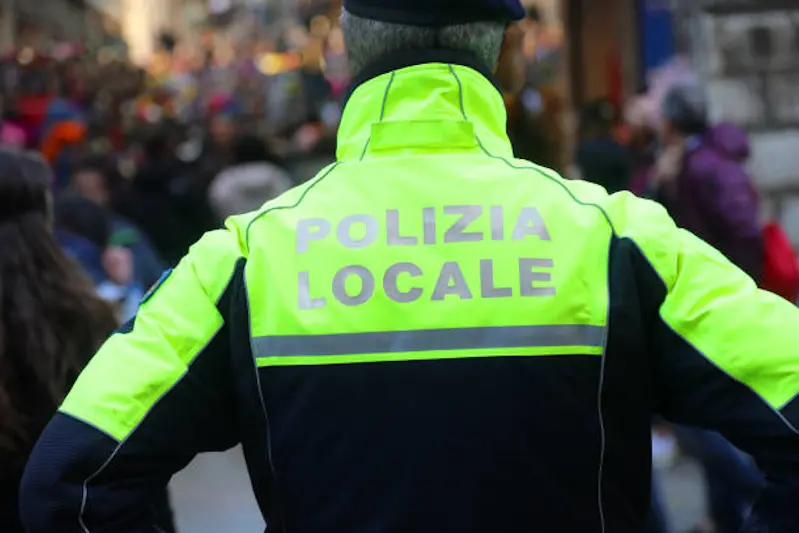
170,448,707,533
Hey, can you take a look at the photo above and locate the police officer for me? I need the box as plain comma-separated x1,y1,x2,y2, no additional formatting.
19,1,799,532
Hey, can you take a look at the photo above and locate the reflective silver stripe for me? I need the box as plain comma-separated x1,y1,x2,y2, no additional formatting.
253,325,604,357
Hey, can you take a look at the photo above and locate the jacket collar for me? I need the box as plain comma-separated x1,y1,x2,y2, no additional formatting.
337,48,513,162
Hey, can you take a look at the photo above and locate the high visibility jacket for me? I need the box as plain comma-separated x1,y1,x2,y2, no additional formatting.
21,49,799,533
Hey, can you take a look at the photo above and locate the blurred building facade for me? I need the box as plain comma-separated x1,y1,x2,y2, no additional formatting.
669,0,799,236
123,0,182,66
0,0,89,51
0,0,128,55
541,1,799,213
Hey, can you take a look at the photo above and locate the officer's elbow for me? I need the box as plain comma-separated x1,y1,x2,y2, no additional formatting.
19,449,66,532
19,413,107,532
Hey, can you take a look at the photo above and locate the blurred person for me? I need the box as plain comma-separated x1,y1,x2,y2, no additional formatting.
655,83,762,280
0,99,27,150
207,104,237,158
280,45,342,181
325,25,352,100
673,426,764,533
0,119,26,149
114,128,199,266
189,110,238,231
574,98,632,193
624,92,658,196
38,83,87,188
15,71,52,148
19,3,799,533
506,5,567,172
295,37,338,150
650,421,678,533
53,192,142,323
70,157,165,288
209,135,293,221
0,149,117,533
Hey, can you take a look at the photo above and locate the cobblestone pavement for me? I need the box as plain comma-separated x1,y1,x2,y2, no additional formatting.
169,447,708,533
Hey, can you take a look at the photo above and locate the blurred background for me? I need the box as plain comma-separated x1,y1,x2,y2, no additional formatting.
0,0,797,532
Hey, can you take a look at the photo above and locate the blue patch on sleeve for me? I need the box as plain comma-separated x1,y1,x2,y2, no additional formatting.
141,269,173,304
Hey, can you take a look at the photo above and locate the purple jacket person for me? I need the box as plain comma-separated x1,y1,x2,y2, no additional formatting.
657,85,763,281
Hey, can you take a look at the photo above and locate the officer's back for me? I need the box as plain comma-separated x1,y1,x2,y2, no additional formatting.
20,1,799,533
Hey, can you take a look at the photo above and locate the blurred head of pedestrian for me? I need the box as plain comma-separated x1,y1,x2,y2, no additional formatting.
233,134,283,167
659,83,709,146
624,93,658,154
54,192,113,256
578,99,617,142
209,135,294,220
340,0,527,94
575,99,631,194
142,125,181,165
0,148,115,461
210,114,236,149
69,156,119,207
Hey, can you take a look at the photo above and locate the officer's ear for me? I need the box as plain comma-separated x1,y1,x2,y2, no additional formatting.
496,22,526,95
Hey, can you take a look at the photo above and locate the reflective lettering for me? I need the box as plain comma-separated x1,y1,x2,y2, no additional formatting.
432,262,473,300
490,206,504,241
519,258,556,296
338,214,378,248
383,262,423,303
297,218,330,254
298,271,326,309
480,259,512,298
423,207,436,245
512,207,551,241
386,210,418,246
333,265,374,306
444,205,483,243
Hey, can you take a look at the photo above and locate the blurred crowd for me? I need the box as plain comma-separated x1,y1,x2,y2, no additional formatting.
0,15,346,532
0,4,796,533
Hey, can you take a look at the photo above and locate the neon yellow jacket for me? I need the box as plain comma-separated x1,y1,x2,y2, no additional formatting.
21,49,799,533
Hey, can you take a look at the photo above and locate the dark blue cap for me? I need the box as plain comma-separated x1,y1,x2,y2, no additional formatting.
343,0,526,27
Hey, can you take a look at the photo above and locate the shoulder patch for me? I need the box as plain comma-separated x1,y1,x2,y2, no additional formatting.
141,269,173,304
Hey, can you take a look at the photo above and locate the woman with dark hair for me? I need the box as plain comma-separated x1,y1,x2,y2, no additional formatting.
0,148,118,532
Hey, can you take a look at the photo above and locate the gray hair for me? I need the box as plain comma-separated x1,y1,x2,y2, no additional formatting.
661,83,709,135
340,8,505,75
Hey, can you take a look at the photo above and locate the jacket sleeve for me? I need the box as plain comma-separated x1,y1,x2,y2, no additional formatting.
694,159,763,280
605,192,799,532
19,229,244,533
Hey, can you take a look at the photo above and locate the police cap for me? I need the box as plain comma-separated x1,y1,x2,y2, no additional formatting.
343,0,526,27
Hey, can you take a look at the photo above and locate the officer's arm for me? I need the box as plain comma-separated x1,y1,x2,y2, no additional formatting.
20,229,243,533
605,192,799,531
